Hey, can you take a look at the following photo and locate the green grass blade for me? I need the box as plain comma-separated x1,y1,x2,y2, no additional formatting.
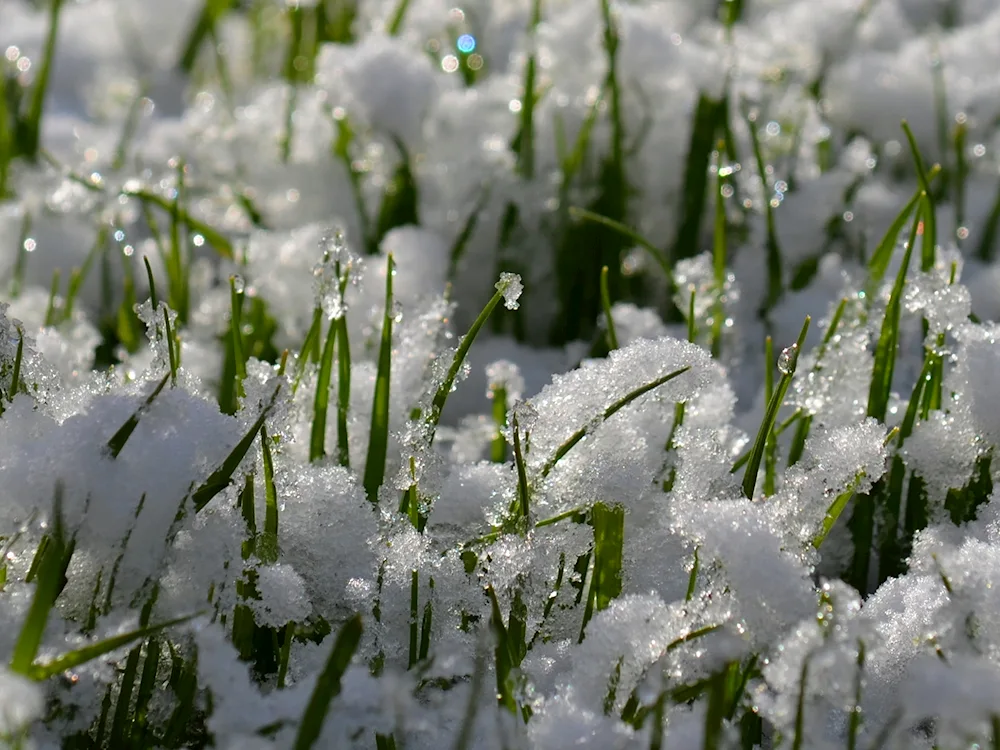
230,275,247,399
741,317,810,499
670,92,727,264
177,0,233,71
541,365,692,478
447,187,490,283
20,0,66,158
1,327,25,413
292,307,324,397
685,547,700,601
568,207,671,278
848,640,865,750
105,643,141,744
486,585,518,715
363,255,394,501
711,141,729,358
763,336,777,496
259,426,279,564
513,0,543,178
43,268,61,327
744,105,784,312
10,484,69,675
425,274,521,439
900,121,938,271
867,167,940,284
867,205,920,422
513,413,530,522
579,502,624,641
164,305,178,386
591,502,624,613
954,119,968,232
813,472,866,550
28,610,197,679
193,385,282,512
600,265,619,351
129,636,161,744
408,569,419,669
386,0,411,35
418,577,433,662
9,212,33,298
105,373,171,459
143,256,159,310
335,315,351,468
374,139,419,246
786,413,812,469
126,188,234,260
310,318,337,462
168,161,189,323
0,76,11,199
791,659,809,750
977,176,1000,261
490,386,508,464
293,613,363,750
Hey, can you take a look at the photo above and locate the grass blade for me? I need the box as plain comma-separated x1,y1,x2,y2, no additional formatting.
425,273,522,439
513,0,543,178
791,659,809,750
335,315,351,468
848,640,866,750
512,412,530,522
579,502,624,641
741,317,811,499
568,207,671,278
363,255,394,501
259,426,279,564
28,612,198,681
193,384,282,512
867,166,940,284
105,373,171,459
486,585,519,715
867,204,920,422
310,318,337,462
20,0,66,158
669,92,727,265
10,484,70,675
743,104,784,313
386,0,411,35
374,140,419,247
763,336,777,496
489,385,509,464
813,472,866,550
126,188,234,260
711,141,729,358
541,365,692,478
229,275,247,403
293,614,363,750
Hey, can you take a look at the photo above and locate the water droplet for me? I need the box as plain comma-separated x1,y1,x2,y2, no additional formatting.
777,343,799,375
231,274,245,294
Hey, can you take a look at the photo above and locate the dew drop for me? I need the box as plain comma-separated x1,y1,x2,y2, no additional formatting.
777,343,799,375
231,274,245,294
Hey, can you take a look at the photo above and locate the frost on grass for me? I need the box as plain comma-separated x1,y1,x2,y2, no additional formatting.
9,0,1000,748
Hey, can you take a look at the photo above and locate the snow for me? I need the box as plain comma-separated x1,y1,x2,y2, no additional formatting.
5,0,1000,747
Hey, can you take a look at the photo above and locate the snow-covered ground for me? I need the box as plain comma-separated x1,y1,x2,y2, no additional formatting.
2,1,1000,748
